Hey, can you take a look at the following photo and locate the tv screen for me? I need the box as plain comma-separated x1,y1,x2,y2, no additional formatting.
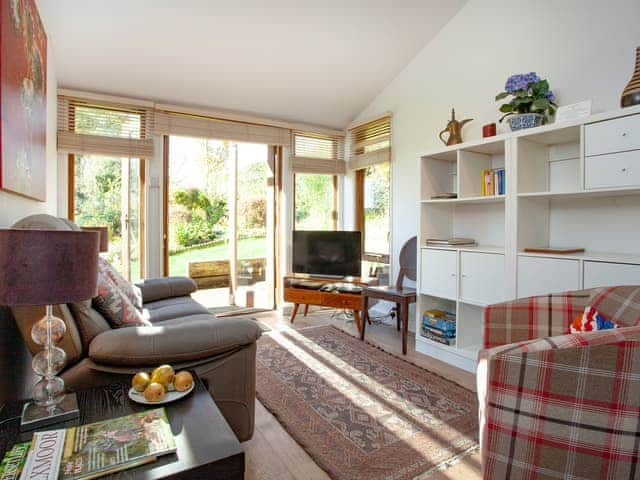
292,231,362,277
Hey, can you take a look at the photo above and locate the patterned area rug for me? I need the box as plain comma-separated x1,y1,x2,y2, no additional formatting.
256,326,478,480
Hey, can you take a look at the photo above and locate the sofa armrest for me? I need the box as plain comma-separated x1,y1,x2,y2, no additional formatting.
136,277,197,303
88,315,262,366
478,325,640,479
482,289,599,349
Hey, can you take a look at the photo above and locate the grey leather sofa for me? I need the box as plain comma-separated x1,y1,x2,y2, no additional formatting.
9,214,262,442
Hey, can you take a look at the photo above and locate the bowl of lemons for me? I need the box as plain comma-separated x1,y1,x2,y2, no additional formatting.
128,365,195,405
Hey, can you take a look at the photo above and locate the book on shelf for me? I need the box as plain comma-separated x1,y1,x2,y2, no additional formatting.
425,238,476,246
423,325,456,339
422,311,456,333
12,408,175,480
481,168,505,196
422,328,457,346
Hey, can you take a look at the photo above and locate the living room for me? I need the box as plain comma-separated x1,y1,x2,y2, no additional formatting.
1,1,640,479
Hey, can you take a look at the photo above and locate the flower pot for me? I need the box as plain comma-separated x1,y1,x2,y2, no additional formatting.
508,113,543,131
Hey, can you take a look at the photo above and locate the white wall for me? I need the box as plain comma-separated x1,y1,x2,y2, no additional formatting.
347,0,640,279
0,47,58,226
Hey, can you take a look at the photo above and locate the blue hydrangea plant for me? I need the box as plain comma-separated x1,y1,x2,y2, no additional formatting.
495,72,557,123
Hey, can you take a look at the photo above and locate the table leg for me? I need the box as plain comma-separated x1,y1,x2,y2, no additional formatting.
401,300,409,355
395,302,401,331
303,304,309,317
360,296,369,340
290,303,300,323
353,310,363,337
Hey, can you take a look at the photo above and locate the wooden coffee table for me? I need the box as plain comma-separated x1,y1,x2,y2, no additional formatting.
283,274,378,334
0,377,244,479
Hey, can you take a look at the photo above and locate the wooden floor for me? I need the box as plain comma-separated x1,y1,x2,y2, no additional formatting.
243,307,481,480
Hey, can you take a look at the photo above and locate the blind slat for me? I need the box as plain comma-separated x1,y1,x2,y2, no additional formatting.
57,132,154,158
291,131,345,174
291,156,346,175
57,96,154,158
348,115,391,169
154,111,291,146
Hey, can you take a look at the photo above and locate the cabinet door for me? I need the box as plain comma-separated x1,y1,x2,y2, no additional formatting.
460,252,505,305
420,249,457,300
584,261,640,289
517,256,580,298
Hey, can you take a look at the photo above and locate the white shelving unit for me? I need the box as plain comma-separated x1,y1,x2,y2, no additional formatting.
417,105,640,373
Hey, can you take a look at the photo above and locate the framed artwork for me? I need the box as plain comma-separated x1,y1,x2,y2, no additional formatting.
1,0,47,201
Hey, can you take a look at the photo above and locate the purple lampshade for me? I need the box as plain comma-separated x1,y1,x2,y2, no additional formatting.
81,226,109,252
0,229,99,306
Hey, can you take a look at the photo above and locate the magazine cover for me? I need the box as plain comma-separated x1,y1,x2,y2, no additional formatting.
0,442,31,480
19,430,66,480
59,408,175,480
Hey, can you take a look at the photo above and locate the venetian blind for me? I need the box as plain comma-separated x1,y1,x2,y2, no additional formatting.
290,132,345,174
57,96,154,158
348,114,391,170
153,110,291,146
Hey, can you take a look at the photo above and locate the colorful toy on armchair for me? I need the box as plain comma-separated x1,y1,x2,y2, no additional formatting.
570,306,618,333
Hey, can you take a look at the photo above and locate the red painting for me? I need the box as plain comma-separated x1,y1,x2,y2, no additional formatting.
1,0,47,201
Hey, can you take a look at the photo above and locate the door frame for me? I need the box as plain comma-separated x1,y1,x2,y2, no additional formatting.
162,135,282,309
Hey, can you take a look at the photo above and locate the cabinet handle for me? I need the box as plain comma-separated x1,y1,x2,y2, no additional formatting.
622,132,628,137
450,273,456,277
622,168,628,173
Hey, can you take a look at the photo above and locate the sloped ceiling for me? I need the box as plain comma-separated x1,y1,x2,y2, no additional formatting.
37,0,466,129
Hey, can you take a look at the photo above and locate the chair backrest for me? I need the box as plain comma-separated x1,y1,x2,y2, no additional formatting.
396,236,417,289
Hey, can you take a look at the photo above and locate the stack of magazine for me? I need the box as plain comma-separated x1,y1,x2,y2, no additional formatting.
0,408,175,480
422,309,456,346
425,238,476,247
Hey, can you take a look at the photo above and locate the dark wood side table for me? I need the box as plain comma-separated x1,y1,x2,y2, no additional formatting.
360,286,416,355
0,377,244,479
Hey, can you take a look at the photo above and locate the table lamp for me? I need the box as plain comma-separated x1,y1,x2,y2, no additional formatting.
0,229,99,429
81,226,109,253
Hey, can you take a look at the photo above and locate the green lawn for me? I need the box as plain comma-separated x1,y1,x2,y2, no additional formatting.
169,237,267,276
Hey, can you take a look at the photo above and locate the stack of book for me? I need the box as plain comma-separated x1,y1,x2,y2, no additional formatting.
422,309,456,346
0,408,175,480
425,238,476,247
481,168,505,196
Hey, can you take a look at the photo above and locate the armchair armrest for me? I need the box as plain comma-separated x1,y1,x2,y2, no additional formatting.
478,325,640,479
88,315,262,366
135,276,197,303
483,289,598,349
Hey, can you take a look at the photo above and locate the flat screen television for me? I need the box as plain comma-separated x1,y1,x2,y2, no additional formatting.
292,230,362,277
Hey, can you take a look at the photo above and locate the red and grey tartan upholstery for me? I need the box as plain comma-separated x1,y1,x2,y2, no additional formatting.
479,286,640,479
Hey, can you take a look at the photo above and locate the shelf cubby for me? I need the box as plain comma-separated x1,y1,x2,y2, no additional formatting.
458,140,506,198
516,125,581,195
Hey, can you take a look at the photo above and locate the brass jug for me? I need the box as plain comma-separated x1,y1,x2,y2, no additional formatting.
438,109,473,146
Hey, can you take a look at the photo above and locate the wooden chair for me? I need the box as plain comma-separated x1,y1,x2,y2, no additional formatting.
360,236,417,354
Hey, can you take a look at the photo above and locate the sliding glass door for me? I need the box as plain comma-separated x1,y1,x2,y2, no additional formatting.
165,136,276,310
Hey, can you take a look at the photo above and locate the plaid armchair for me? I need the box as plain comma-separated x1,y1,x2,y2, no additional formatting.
478,286,640,479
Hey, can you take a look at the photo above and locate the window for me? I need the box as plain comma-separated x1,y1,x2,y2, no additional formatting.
294,173,337,231
349,115,392,279
61,97,149,280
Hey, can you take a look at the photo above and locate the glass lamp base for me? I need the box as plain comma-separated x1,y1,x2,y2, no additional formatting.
21,392,79,432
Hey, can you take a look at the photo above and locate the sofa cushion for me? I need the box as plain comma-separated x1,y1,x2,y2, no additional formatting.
143,296,209,323
136,277,197,303
69,299,111,349
99,257,142,310
93,268,150,328
89,315,263,366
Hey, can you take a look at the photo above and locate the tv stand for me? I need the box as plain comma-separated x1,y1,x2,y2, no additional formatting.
283,274,378,334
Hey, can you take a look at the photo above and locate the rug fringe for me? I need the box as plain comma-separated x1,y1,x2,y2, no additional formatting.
413,445,480,479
